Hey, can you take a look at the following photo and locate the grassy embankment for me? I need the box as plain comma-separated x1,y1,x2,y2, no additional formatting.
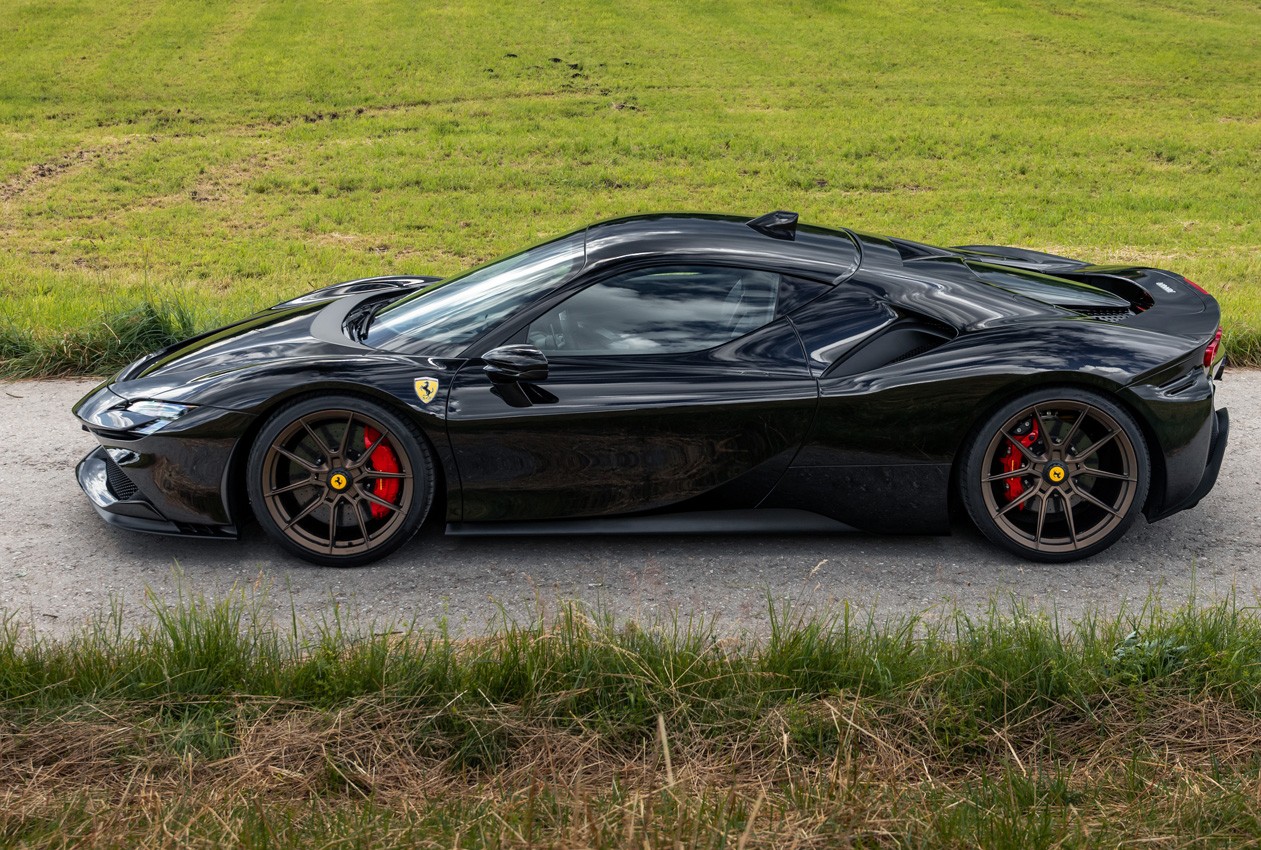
1,0,1259,377
3,590,1261,847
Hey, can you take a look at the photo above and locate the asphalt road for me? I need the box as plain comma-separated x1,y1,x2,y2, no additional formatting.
1,374,1256,638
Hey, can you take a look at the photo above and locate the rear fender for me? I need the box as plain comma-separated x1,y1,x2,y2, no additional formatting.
808,321,1201,523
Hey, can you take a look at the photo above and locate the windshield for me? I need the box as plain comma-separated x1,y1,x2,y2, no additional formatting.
364,231,586,355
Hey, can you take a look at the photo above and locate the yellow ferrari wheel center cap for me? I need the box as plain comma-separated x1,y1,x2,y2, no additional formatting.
329,472,350,492
1045,464,1067,485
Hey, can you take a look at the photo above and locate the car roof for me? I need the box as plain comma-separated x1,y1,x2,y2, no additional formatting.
582,213,862,281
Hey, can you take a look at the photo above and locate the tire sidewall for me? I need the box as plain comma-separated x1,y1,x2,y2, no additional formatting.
960,387,1151,563
246,393,435,567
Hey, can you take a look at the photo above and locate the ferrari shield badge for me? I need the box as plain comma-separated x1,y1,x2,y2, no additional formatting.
414,377,439,404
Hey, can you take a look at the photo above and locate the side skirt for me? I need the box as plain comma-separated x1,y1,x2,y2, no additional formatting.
446,509,856,537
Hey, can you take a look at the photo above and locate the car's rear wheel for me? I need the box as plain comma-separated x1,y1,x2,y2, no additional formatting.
960,388,1150,562
247,394,434,567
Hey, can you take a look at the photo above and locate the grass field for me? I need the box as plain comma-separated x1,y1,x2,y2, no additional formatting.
4,590,1261,847
1,0,1259,375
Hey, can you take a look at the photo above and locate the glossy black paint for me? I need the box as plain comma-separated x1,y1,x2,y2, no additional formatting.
74,384,256,528
483,345,550,384
72,217,1227,549
445,316,816,521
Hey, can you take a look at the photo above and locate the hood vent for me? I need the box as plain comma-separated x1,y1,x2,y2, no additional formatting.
1073,306,1134,324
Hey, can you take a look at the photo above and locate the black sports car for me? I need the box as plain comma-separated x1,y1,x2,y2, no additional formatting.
74,212,1228,566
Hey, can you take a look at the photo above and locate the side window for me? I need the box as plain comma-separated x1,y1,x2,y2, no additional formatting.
527,265,787,356
775,275,831,318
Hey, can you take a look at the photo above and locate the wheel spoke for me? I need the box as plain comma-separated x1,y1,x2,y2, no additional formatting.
350,431,388,470
983,466,1032,482
360,469,408,480
275,446,321,472
357,486,402,514
1075,430,1117,461
281,494,323,531
266,477,316,497
327,499,339,553
301,418,335,457
1073,467,1136,483
336,412,356,458
353,500,373,548
1005,434,1045,464
993,482,1040,518
1062,493,1078,548
1075,487,1121,517
1061,409,1087,450
1034,493,1049,545
1035,407,1060,448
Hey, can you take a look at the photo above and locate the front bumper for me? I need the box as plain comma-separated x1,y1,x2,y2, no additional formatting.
73,381,254,539
76,446,239,538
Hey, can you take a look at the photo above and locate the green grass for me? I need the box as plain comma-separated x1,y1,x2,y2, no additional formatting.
4,590,1261,846
1,0,1259,376
0,299,194,378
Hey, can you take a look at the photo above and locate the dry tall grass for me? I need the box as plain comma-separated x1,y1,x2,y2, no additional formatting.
3,594,1261,847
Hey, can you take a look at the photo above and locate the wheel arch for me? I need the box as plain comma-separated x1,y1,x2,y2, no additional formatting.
945,374,1166,522
221,383,452,530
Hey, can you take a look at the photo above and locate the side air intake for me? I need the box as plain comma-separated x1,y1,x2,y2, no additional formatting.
826,314,956,378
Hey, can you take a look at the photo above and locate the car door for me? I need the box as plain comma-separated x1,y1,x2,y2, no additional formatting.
444,264,826,522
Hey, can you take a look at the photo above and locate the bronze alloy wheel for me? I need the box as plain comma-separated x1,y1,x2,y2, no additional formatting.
248,396,434,566
963,390,1149,561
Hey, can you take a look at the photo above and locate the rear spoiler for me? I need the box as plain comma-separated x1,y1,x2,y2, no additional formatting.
951,244,1088,273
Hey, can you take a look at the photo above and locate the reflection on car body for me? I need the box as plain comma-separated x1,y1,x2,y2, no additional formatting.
73,211,1228,566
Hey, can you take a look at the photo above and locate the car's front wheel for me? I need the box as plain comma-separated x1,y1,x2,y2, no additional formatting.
246,394,435,567
960,388,1150,562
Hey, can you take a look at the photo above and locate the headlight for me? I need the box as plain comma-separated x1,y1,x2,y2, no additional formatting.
126,400,194,434
102,400,196,435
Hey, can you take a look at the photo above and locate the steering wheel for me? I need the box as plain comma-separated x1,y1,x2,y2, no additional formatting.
557,307,600,351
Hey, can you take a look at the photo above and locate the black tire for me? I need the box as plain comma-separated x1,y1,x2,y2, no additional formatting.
246,394,435,567
959,387,1150,562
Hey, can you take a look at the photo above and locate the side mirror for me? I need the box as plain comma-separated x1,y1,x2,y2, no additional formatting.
483,345,549,384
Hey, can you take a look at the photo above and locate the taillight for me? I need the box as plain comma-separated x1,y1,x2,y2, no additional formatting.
1204,326,1222,369
1184,277,1209,295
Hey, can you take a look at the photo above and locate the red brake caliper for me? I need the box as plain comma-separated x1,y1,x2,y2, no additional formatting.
999,417,1040,510
363,427,400,519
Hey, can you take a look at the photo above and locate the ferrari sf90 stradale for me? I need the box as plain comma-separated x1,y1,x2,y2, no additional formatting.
75,212,1228,566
